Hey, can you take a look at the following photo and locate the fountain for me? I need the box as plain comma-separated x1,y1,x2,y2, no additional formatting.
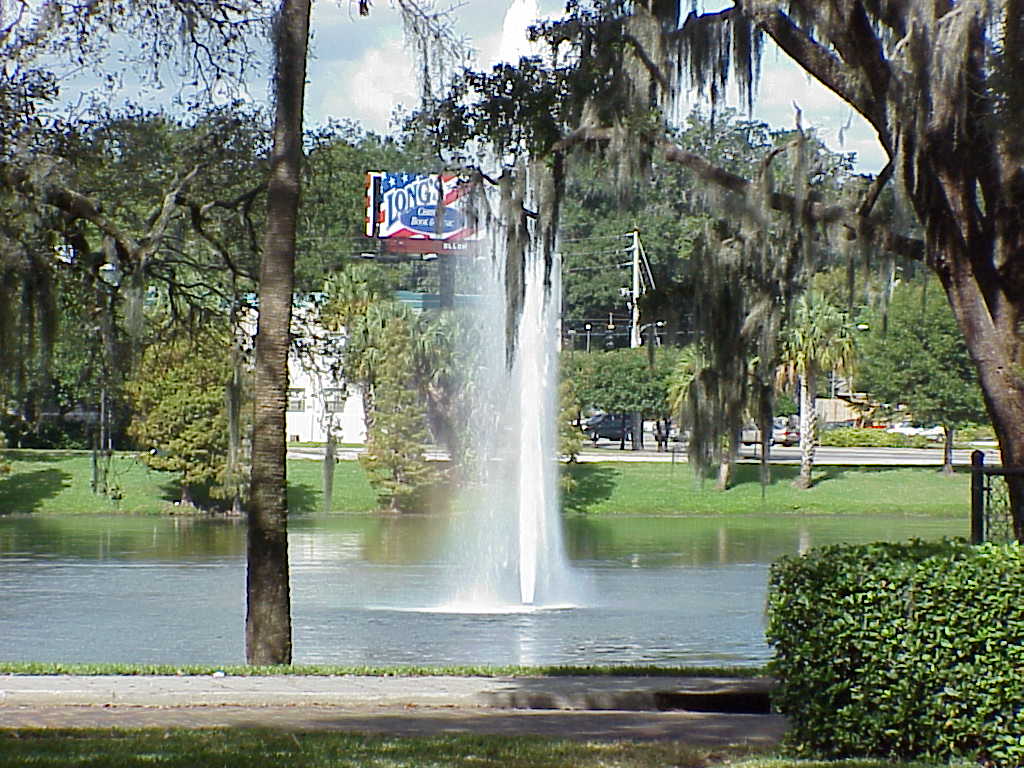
440,168,582,611
425,0,583,612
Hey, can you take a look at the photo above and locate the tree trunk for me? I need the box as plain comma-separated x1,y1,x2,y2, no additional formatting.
245,0,310,666
941,269,1024,539
322,428,336,514
795,372,817,489
716,430,738,491
925,185,1024,536
942,425,955,476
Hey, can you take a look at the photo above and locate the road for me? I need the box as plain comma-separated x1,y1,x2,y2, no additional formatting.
0,674,787,746
289,442,1001,467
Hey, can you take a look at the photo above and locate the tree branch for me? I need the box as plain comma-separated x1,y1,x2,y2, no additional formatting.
621,31,671,92
745,3,893,155
555,124,921,261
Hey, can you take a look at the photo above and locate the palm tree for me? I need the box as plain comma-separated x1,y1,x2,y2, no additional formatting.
246,0,310,666
778,293,856,489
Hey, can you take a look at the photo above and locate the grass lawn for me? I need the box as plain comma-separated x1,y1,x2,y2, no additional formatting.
0,730,959,768
564,461,968,517
0,450,378,515
0,449,967,518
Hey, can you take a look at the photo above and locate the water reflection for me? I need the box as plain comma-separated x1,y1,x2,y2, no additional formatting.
0,514,963,666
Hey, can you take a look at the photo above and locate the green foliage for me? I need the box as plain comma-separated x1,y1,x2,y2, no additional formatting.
818,428,929,449
767,540,1024,765
779,293,857,385
558,375,584,475
858,279,986,429
774,394,797,417
357,307,439,512
125,334,233,505
574,347,677,416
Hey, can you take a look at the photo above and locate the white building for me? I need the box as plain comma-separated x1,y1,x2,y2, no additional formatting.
285,361,366,445
281,301,366,445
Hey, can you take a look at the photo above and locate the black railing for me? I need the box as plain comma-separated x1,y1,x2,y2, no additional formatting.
969,450,1022,544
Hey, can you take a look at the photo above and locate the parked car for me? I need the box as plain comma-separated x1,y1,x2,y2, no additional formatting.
888,422,944,440
740,424,772,446
772,416,800,446
584,413,633,442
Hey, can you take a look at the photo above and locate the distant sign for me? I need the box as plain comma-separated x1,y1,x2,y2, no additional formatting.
365,172,477,245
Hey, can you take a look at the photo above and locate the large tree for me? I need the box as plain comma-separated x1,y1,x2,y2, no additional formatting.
246,0,463,664
126,332,234,507
659,0,1024,536
427,0,1024,540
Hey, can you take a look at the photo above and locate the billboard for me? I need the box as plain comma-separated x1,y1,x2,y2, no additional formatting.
365,172,477,252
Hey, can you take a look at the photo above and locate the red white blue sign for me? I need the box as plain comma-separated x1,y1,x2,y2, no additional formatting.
365,172,477,242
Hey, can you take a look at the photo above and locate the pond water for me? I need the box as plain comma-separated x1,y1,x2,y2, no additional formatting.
0,514,964,667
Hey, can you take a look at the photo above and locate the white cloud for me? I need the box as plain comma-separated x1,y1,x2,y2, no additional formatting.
309,36,419,133
302,1,887,171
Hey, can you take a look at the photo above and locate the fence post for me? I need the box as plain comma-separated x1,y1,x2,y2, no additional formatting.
971,449,985,545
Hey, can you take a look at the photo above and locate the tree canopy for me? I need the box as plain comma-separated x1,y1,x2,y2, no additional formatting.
420,0,1024,536
859,277,986,471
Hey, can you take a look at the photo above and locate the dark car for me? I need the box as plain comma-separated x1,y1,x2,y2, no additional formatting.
584,413,633,442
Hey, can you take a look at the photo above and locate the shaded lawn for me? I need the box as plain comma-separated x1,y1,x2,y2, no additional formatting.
0,730,710,768
0,730,958,768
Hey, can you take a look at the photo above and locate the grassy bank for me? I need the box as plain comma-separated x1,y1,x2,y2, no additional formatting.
0,730,959,768
0,450,378,515
0,449,968,517
564,462,968,517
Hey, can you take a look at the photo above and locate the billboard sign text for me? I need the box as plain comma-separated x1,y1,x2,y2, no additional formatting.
366,172,477,243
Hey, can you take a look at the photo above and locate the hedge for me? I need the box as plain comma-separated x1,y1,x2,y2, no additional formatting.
818,427,931,449
766,539,1024,766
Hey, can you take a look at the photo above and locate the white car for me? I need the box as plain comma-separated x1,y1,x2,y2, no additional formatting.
887,422,944,440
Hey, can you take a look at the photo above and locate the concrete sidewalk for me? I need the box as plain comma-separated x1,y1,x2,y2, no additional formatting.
0,674,787,746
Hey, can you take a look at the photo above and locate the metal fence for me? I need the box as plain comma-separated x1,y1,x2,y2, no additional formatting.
969,450,1022,544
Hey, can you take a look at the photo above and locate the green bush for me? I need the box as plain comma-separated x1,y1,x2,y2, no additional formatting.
957,423,996,443
819,427,930,449
766,540,1024,766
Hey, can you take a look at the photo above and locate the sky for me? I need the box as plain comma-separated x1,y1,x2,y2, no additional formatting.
302,0,886,173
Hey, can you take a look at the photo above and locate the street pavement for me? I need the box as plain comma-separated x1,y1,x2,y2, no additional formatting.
0,674,787,746
289,442,1001,466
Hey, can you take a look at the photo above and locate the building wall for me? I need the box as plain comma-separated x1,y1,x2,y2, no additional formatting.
284,359,366,444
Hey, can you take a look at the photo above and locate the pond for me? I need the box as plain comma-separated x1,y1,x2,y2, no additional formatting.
0,513,965,667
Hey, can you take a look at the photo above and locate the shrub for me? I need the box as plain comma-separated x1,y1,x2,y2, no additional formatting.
819,427,930,449
766,540,1024,766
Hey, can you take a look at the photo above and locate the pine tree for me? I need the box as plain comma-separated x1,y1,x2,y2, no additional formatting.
126,334,232,507
358,312,438,512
